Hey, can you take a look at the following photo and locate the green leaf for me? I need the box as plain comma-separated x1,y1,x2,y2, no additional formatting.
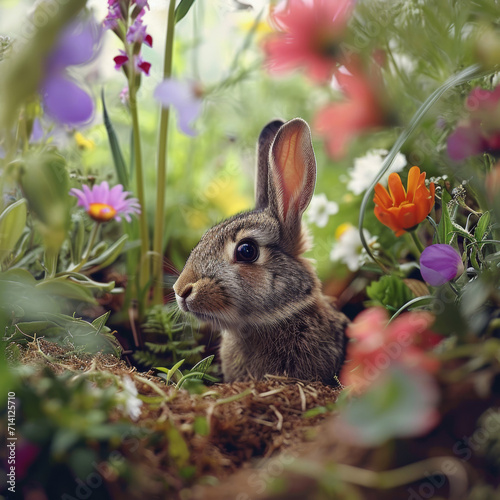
36,278,96,303
166,359,185,383
71,213,85,265
193,416,209,436
62,272,115,292
437,190,453,244
474,211,491,242
176,371,218,389
337,365,439,446
102,90,129,189
20,152,71,252
91,311,111,335
189,354,214,375
175,0,196,23
165,423,190,467
82,234,128,271
451,222,475,242
366,275,414,311
0,199,27,265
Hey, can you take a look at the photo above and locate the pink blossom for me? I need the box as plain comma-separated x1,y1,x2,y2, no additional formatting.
70,181,141,223
262,0,354,83
126,15,153,47
447,85,500,161
113,49,128,70
340,307,442,394
314,66,387,158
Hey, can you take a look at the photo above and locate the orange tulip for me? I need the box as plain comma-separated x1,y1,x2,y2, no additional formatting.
373,166,435,237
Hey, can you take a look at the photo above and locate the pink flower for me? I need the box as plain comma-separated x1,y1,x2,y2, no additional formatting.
70,181,141,223
135,55,151,75
314,66,387,158
340,307,442,394
113,50,150,76
154,79,203,136
262,0,354,82
103,2,123,30
447,85,500,161
126,14,153,47
113,49,129,70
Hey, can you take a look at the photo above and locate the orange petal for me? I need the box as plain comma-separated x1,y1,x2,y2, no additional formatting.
374,206,402,234
374,183,393,208
399,203,419,229
388,173,406,206
406,166,421,202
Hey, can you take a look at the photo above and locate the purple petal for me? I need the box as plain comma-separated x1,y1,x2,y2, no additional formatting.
82,184,93,204
30,118,44,143
42,75,94,125
154,79,202,136
447,122,486,161
420,244,463,286
48,17,101,70
69,188,90,210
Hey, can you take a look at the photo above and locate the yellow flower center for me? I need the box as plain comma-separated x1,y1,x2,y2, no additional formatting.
88,203,117,222
335,222,353,240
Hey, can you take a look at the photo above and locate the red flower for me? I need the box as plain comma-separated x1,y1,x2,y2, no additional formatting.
341,308,442,394
262,0,353,83
314,67,386,158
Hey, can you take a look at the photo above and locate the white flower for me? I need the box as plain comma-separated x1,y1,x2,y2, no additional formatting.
306,193,339,228
119,376,143,421
347,149,407,195
330,224,378,272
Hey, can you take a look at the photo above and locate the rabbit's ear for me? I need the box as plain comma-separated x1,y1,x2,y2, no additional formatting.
268,118,316,234
255,119,285,210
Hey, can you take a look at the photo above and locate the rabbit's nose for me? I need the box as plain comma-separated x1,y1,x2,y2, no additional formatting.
179,284,193,299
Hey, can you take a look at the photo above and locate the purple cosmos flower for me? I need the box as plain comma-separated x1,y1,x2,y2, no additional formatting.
41,16,101,126
447,86,500,161
420,244,464,286
70,181,141,223
154,79,203,136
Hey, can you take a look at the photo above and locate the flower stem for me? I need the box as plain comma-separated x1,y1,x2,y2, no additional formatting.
152,0,177,306
128,76,150,298
409,230,425,255
70,222,100,273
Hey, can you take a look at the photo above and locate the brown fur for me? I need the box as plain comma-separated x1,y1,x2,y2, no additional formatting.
174,119,349,386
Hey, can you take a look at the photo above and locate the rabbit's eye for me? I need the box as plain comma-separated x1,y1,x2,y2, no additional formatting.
235,239,259,263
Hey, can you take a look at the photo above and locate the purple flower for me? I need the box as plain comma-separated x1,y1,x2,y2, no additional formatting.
104,3,123,30
113,50,151,76
70,181,141,223
114,49,129,70
126,15,153,47
447,85,500,161
420,244,464,286
154,79,203,136
41,16,101,126
136,0,150,8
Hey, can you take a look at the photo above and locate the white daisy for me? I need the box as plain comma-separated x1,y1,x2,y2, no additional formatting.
330,224,378,272
347,149,407,195
306,193,339,228
119,376,143,421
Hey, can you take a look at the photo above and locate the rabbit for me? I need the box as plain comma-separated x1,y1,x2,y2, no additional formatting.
173,118,349,386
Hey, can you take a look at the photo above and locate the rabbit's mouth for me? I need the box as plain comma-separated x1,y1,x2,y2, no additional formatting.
176,293,218,323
